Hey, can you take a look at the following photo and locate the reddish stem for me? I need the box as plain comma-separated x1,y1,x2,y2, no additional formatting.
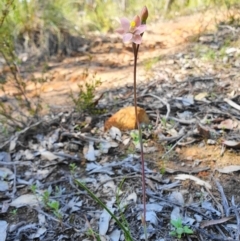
132,43,146,226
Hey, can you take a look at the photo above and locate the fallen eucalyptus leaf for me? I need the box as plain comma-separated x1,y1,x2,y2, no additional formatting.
29,227,47,239
0,152,11,162
182,95,194,106
218,119,238,130
169,191,185,205
40,150,58,161
202,201,221,216
0,220,8,241
175,174,211,189
171,206,181,221
99,199,115,235
217,165,240,173
0,167,14,180
10,194,39,208
109,126,122,141
9,136,18,152
109,229,121,241
223,140,240,148
200,216,233,228
84,141,100,161
195,92,208,101
0,181,9,192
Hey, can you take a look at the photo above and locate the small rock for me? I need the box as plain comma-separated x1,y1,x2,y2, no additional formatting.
174,73,184,82
207,139,216,145
199,35,214,43
225,47,237,55
234,59,240,67
222,56,229,64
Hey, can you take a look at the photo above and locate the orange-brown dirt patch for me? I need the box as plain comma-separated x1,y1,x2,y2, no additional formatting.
179,145,240,168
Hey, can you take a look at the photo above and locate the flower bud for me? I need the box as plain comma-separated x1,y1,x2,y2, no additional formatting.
140,6,148,24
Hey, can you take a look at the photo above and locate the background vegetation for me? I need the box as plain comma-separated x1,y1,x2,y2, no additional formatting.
0,0,239,135
0,0,240,58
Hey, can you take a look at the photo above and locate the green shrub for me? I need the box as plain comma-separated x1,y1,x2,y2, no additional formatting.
70,71,102,114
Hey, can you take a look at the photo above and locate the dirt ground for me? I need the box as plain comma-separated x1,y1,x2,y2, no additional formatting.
1,8,240,241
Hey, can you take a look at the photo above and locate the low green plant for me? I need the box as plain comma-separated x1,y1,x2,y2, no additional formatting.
42,190,51,207
170,218,194,239
70,73,102,114
130,130,140,145
75,179,133,241
47,200,62,219
10,208,18,216
69,163,77,176
143,57,160,72
85,227,101,241
202,48,216,61
0,0,45,131
116,179,132,241
54,185,65,196
30,184,37,194
30,185,62,219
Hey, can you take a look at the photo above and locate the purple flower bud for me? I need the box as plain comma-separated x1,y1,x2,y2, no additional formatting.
140,6,148,24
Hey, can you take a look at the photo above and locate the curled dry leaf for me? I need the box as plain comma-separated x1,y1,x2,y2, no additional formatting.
84,141,100,161
40,150,58,161
223,140,240,149
197,123,211,139
109,126,122,141
104,106,150,131
217,165,240,173
175,174,212,189
217,119,238,130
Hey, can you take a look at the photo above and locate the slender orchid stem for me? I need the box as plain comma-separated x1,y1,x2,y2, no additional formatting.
132,43,147,231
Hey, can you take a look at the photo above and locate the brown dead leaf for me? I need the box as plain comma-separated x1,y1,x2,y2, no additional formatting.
197,123,211,139
218,119,238,130
223,140,240,148
200,216,234,228
104,106,150,131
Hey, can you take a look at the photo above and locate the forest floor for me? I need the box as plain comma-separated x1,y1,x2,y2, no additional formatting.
1,8,240,241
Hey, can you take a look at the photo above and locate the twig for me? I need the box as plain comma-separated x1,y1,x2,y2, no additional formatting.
84,215,98,241
95,173,143,192
205,186,224,215
60,132,108,143
162,134,187,159
154,109,160,129
10,162,17,198
224,98,240,111
0,120,43,150
35,208,71,228
146,189,210,218
149,113,196,125
141,93,171,120
231,197,240,240
215,180,230,216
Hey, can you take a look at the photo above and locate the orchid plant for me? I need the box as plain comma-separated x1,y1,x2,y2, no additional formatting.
116,6,149,240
